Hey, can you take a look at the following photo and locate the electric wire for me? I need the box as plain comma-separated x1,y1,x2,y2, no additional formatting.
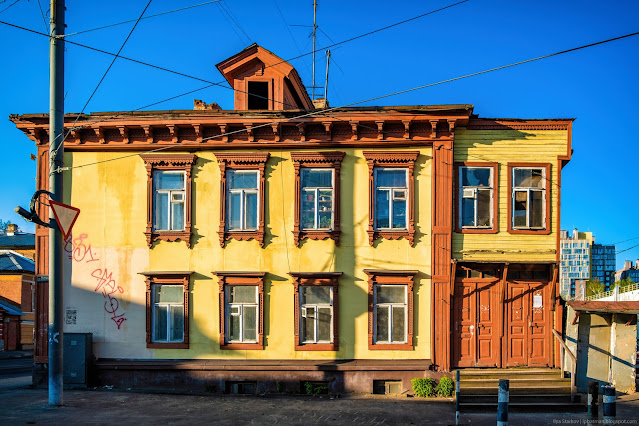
35,0,48,34
273,0,313,81
217,0,251,43
215,1,245,44
0,0,20,15
62,1,221,38
611,236,639,246
616,243,639,255
54,29,639,173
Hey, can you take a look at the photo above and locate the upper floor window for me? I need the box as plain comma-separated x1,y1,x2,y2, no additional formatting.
215,153,270,247
508,163,550,234
247,81,269,110
291,152,345,247
363,151,419,246
153,171,185,231
456,163,498,233
140,154,196,248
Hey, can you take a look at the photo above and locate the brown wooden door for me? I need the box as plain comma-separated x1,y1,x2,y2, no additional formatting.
505,281,551,367
453,280,499,368
6,318,20,351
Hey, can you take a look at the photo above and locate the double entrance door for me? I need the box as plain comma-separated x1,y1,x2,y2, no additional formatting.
453,279,551,368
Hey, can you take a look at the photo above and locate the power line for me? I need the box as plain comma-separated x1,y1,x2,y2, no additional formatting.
55,29,639,173
616,243,639,255
0,0,20,15
272,0,313,80
217,0,251,43
35,0,48,34
63,1,221,38
612,236,639,246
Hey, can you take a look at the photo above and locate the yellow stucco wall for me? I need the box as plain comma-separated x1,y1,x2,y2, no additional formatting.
452,129,568,262
62,147,433,361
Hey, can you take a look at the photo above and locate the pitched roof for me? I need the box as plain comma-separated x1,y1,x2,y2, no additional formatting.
0,296,23,316
0,250,35,273
0,232,35,249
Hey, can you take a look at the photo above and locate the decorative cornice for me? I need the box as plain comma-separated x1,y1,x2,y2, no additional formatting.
467,119,571,131
214,152,270,167
139,153,197,168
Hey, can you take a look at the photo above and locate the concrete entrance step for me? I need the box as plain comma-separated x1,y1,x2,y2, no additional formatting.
460,377,571,388
459,393,577,404
458,401,586,413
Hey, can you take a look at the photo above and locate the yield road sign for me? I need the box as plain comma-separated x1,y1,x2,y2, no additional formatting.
49,200,80,239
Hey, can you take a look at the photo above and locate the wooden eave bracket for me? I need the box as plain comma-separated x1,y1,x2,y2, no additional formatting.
271,123,280,142
402,120,411,139
220,124,229,143
447,119,456,137
430,120,439,139
244,123,254,142
376,121,384,140
297,123,306,142
26,127,41,143
142,125,154,143
96,128,106,144
350,121,358,140
322,121,333,141
193,124,203,143
71,128,82,144
167,125,177,143
118,126,130,144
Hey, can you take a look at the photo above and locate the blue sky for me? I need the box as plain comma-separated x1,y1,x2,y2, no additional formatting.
1,0,637,268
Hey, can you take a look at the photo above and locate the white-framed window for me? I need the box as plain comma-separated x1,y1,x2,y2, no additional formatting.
373,285,407,344
374,168,408,230
300,286,333,344
301,169,334,230
152,284,184,343
226,285,258,343
512,167,546,229
227,170,259,231
153,171,185,231
459,166,493,228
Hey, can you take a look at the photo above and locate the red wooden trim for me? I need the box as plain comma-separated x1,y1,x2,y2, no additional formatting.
214,153,270,247
364,269,416,351
214,271,266,350
290,152,345,246
139,154,197,248
453,161,499,234
143,272,192,349
362,151,419,246
556,160,562,262
467,119,573,131
506,162,552,235
290,272,341,351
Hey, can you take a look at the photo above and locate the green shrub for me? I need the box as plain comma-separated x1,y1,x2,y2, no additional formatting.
435,376,454,397
411,377,436,397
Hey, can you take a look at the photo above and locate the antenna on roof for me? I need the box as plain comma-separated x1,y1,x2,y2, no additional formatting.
312,0,317,100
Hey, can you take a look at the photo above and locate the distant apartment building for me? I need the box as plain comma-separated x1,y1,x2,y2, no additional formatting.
560,229,593,297
616,260,639,283
591,244,616,291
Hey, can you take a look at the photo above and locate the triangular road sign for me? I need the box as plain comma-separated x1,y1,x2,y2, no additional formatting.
49,200,80,240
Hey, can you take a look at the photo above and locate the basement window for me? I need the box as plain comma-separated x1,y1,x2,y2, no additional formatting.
373,380,402,395
247,81,269,110
226,381,257,394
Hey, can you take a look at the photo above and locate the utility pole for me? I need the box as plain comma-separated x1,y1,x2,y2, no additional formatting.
324,49,330,103
48,0,65,406
312,0,317,100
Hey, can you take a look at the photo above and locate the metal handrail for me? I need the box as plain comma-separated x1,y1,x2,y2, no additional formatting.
552,329,576,402
584,281,639,301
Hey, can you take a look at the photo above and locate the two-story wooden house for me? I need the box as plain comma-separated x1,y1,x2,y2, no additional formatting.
11,44,572,392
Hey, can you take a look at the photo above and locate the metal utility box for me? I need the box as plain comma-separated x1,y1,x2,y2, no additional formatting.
63,333,92,386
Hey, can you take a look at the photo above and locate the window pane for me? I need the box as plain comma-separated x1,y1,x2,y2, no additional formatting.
514,168,531,187
302,286,331,305
514,190,528,227
229,286,257,304
461,197,475,227
514,168,543,188
171,200,184,230
318,307,332,342
462,168,490,187
318,189,333,229
301,189,316,229
530,190,543,227
228,170,258,189
376,306,389,343
155,192,169,230
155,285,183,303
171,305,184,342
477,189,491,227
392,198,406,229
392,306,405,342
303,306,315,342
376,189,390,229
155,171,184,190
243,305,257,342
154,305,168,342
377,285,405,303
377,169,406,187
228,191,242,230
229,311,241,341
302,169,332,188
245,191,258,230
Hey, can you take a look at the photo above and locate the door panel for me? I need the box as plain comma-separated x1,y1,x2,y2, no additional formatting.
528,282,551,366
453,282,476,367
506,284,528,366
476,282,498,367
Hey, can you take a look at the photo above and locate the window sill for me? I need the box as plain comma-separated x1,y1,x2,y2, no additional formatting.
368,343,414,351
508,228,550,235
221,342,264,350
219,229,265,247
145,230,192,248
456,227,498,234
295,343,338,351
294,229,340,246
147,342,188,349
367,229,414,246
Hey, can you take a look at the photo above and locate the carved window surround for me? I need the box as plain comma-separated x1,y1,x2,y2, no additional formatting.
454,162,499,234
363,151,419,246
364,269,417,351
140,154,197,248
290,152,345,247
290,272,341,351
140,271,193,349
214,152,270,247
214,271,266,350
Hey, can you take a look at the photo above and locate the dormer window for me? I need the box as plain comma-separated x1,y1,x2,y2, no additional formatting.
247,81,269,110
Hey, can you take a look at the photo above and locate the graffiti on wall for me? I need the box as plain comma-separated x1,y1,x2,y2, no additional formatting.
64,233,127,329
